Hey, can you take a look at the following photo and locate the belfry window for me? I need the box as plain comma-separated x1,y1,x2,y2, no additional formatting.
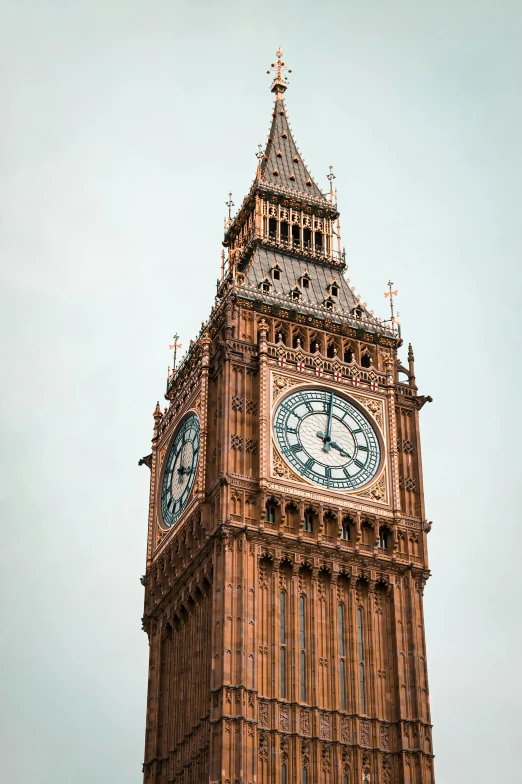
361,353,371,368
344,348,353,363
326,343,336,358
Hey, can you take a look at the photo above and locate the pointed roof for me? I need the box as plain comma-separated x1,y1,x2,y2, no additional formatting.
258,48,329,204
259,97,327,203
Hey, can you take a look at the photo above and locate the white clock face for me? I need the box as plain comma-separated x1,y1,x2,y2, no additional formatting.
273,388,381,491
161,414,200,527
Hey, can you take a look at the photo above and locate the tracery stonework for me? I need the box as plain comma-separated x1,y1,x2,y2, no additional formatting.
140,49,436,784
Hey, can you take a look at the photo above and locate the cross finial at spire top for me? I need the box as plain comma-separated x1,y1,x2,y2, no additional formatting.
267,47,292,96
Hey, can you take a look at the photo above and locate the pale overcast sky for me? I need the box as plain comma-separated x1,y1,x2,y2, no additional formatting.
1,1,521,781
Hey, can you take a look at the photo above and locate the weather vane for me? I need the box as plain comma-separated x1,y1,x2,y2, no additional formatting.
225,192,234,219
267,47,292,93
169,333,182,369
384,280,399,333
327,164,336,202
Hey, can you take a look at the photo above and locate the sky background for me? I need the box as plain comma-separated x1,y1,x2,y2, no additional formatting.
1,1,521,781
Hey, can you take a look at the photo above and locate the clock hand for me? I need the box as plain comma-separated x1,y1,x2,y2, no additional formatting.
329,441,351,458
316,393,335,452
177,465,191,483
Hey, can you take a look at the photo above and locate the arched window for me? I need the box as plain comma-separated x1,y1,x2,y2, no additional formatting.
303,510,314,533
341,516,352,541
361,353,371,368
343,347,353,363
264,502,276,524
357,608,366,714
338,604,346,710
302,768,308,784
292,331,304,348
300,596,307,702
378,526,389,550
280,592,286,699
326,342,336,358
281,763,287,784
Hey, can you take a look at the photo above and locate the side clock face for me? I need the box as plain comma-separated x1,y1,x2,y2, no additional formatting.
273,388,381,491
161,414,200,528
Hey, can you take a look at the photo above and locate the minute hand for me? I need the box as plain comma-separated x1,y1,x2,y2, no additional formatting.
317,392,334,452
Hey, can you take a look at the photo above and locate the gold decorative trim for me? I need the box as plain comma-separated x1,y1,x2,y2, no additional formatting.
272,373,303,400
272,444,301,482
352,469,388,504
359,396,384,428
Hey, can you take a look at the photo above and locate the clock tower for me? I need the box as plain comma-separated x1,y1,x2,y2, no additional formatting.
140,50,435,784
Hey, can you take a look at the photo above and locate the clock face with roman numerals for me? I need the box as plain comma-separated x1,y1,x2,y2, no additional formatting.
161,414,200,528
273,388,381,491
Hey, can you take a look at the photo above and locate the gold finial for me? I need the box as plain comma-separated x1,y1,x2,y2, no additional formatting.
267,47,292,95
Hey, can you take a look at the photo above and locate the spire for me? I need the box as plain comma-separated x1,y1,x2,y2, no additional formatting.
259,49,329,204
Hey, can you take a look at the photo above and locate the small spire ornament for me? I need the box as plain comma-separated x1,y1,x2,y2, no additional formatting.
267,47,292,95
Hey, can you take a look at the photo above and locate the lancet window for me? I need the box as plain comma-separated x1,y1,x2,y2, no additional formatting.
300,595,307,702
357,607,366,714
280,591,286,699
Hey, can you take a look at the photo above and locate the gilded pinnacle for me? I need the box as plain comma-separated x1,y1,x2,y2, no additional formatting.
267,46,291,96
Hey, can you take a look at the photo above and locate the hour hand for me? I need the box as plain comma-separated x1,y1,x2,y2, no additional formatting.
329,441,351,458
316,431,332,452
177,465,191,482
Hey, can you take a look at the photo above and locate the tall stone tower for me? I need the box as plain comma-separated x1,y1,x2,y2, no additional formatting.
141,50,435,784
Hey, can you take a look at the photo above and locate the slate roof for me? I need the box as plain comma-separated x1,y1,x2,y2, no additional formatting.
259,93,328,204
237,247,392,336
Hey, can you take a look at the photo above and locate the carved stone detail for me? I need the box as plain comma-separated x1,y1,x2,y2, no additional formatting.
272,444,301,482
